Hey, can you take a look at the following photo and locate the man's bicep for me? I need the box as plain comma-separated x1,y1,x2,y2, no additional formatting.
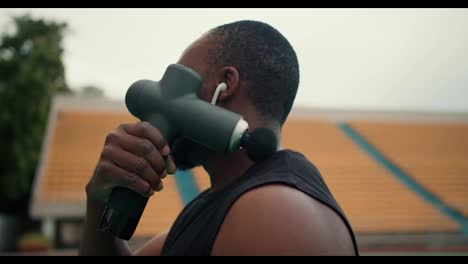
211,184,354,256
134,231,169,256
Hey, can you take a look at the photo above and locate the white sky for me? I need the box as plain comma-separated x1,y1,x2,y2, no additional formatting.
1,8,468,112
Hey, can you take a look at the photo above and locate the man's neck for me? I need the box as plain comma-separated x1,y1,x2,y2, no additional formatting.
203,126,281,192
203,149,254,192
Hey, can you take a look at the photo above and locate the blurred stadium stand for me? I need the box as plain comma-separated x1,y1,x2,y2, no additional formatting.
30,96,468,253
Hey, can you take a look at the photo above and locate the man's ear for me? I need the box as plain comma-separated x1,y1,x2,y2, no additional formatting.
215,66,240,103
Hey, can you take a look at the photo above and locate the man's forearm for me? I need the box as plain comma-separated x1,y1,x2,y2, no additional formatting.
79,198,132,256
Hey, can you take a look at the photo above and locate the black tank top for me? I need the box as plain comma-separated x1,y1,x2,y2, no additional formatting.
161,149,359,256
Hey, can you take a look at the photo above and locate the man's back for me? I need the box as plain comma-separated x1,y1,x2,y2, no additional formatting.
160,150,358,256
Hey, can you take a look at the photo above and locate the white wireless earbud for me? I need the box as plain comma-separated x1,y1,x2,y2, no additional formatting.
210,82,227,105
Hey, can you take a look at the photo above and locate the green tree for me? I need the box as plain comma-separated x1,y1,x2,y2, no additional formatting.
79,85,105,98
0,15,70,212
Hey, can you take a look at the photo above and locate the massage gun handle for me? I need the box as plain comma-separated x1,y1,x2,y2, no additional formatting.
99,187,148,240
98,114,172,240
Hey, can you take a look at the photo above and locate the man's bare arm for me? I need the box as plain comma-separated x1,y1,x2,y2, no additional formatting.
212,184,355,256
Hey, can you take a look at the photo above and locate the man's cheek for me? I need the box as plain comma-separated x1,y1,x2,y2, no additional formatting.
171,138,198,170
172,138,214,171
197,83,212,102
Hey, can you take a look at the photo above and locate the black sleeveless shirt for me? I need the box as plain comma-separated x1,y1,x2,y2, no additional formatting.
161,150,359,256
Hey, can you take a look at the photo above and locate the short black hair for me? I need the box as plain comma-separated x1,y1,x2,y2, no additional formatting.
209,20,300,126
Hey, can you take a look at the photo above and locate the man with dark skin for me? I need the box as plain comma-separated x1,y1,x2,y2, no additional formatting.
79,20,358,256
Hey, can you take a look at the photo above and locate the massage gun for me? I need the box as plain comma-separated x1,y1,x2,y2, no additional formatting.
98,64,277,240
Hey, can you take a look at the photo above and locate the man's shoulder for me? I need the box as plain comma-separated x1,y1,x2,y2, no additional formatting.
211,184,355,256
272,149,323,176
